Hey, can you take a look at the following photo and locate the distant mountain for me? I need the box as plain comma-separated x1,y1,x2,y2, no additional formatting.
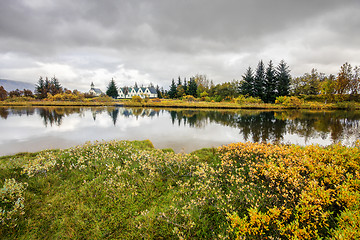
0,79,35,92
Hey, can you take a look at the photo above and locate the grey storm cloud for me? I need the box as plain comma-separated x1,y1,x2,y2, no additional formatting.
0,0,359,91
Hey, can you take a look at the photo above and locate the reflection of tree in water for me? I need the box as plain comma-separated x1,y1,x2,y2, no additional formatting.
235,111,287,143
170,110,207,128
0,107,9,119
108,107,119,126
169,109,287,142
168,109,360,144
37,108,64,127
278,110,360,144
2,106,359,144
0,107,35,119
91,107,106,121
107,107,161,125
36,107,84,127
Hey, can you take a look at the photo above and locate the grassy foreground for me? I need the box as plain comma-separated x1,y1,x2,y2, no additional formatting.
1,140,360,239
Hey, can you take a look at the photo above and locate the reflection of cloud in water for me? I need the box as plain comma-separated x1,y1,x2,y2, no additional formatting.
0,136,79,156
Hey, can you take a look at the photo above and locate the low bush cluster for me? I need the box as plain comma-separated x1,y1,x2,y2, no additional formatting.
131,95,143,103
45,93,84,102
276,96,304,108
235,95,263,104
182,95,197,102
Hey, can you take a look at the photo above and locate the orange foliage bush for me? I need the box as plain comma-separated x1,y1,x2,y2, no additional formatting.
220,142,360,239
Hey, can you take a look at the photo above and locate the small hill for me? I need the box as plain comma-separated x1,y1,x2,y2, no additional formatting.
0,79,35,92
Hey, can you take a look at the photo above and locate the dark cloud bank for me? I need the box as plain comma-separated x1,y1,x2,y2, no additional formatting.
0,0,359,91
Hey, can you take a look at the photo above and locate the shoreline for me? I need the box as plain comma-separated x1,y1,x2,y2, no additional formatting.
1,99,360,110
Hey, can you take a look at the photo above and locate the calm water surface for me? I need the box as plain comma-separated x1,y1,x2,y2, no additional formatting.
0,106,359,156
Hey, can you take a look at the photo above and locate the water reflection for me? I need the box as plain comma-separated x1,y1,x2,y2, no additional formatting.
167,109,360,144
0,107,359,154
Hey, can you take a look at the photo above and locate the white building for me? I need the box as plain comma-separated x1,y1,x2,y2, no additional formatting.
89,82,103,96
118,86,158,99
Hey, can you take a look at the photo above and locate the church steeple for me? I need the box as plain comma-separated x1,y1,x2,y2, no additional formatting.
91,82,94,88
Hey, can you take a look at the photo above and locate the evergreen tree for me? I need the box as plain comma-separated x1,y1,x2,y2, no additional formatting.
50,76,62,95
168,79,177,98
106,78,118,98
308,69,320,95
156,85,161,98
276,60,291,96
177,76,182,86
254,60,265,99
44,77,51,95
188,77,198,97
183,78,188,95
264,60,277,103
35,77,47,99
241,67,254,96
176,85,185,98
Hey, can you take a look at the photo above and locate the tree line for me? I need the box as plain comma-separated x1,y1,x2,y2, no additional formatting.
35,76,63,98
164,60,291,103
165,61,360,103
240,60,291,103
291,63,360,99
1,61,359,102
0,86,34,101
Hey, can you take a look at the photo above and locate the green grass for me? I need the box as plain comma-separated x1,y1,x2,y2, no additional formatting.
1,140,360,239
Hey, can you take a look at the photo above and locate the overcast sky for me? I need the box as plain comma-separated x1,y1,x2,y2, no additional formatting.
0,0,359,91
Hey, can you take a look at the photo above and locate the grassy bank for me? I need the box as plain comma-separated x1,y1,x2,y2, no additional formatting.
0,100,117,107
1,140,359,239
1,98,360,110
122,98,360,110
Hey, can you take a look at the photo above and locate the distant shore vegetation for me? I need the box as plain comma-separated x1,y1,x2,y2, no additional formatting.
0,61,359,109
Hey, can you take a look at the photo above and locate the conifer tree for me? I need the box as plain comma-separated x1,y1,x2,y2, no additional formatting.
276,60,291,96
50,76,62,95
241,67,254,96
106,78,118,98
168,79,177,98
44,77,51,95
183,77,188,95
177,76,182,86
188,77,198,97
156,85,161,98
254,60,265,99
35,77,46,99
308,68,320,95
264,60,277,102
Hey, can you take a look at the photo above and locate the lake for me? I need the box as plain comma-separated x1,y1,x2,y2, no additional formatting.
0,106,359,156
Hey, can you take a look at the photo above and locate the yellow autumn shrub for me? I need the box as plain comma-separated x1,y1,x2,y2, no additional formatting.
220,142,360,239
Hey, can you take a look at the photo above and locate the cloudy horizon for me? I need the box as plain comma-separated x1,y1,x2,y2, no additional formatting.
1,0,359,91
